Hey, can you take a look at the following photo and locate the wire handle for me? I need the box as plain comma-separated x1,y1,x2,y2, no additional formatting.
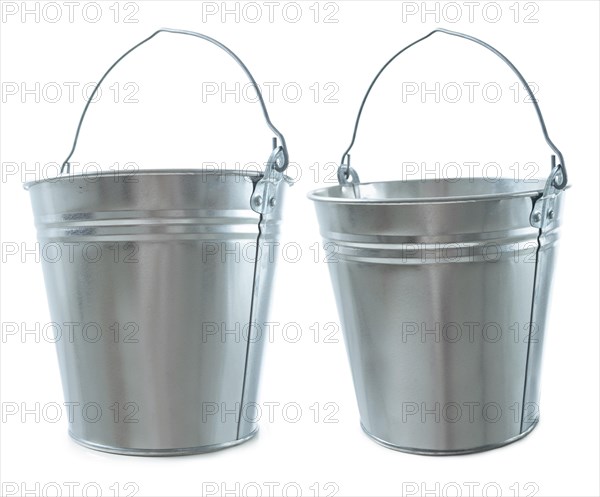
338,28,567,190
60,28,289,174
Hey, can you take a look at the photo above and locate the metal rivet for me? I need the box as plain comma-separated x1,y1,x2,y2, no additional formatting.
269,197,276,207
253,195,263,207
547,209,555,220
532,212,542,223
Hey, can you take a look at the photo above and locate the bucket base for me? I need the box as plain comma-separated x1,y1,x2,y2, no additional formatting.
360,420,539,456
68,428,259,457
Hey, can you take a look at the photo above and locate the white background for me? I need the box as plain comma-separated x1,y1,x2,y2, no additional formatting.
1,1,599,496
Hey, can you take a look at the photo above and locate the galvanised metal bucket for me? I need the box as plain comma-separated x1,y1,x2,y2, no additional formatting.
309,29,568,455
25,29,291,456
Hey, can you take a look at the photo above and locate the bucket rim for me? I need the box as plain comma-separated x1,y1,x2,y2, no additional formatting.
307,178,565,205
23,168,267,191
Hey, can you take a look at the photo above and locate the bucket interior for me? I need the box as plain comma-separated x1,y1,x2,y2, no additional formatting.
309,177,546,204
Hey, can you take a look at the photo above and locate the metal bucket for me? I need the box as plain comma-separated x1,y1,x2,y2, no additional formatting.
25,29,291,456
309,29,568,455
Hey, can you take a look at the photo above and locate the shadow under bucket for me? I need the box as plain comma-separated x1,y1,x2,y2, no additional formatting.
309,29,568,455
25,29,292,455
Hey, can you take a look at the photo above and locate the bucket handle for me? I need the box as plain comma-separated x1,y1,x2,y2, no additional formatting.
337,28,567,190
59,28,289,175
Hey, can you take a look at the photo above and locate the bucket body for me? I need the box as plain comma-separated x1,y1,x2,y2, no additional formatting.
310,178,564,454
27,170,285,455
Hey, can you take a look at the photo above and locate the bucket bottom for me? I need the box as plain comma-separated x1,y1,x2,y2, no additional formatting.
68,428,259,457
360,420,539,456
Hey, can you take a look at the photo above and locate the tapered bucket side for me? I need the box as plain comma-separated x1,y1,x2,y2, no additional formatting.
27,170,285,455
310,178,565,454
